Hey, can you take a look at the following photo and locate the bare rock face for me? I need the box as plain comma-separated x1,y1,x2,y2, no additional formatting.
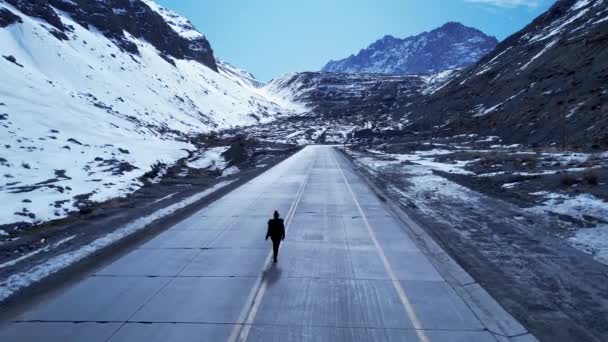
0,7,22,27
267,72,428,121
413,0,608,148
323,22,498,75
222,136,250,167
4,0,217,71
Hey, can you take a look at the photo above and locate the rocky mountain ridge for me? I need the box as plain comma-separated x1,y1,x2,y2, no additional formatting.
322,22,498,74
410,0,608,148
270,1,608,149
2,0,218,70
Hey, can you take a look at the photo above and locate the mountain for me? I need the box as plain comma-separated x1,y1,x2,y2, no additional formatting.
0,0,297,227
322,22,498,75
244,71,458,145
266,72,425,121
265,71,453,119
409,0,608,148
270,1,608,149
217,60,264,89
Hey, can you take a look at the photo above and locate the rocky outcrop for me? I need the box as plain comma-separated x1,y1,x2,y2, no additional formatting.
0,7,22,27
267,72,428,120
4,0,217,70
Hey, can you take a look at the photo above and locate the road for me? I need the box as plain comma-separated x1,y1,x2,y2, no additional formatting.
0,146,503,341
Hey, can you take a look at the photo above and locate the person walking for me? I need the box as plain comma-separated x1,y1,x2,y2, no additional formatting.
266,210,285,263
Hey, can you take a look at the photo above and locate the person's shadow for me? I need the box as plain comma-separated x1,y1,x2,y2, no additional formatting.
262,263,282,287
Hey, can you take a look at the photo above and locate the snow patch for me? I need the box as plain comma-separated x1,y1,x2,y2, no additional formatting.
569,226,608,265
528,193,608,265
520,39,558,71
222,166,240,177
140,0,203,40
187,147,229,171
0,3,297,227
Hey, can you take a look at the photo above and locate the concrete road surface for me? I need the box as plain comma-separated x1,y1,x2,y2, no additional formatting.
0,146,519,341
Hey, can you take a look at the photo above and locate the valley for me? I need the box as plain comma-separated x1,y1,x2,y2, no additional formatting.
0,0,607,341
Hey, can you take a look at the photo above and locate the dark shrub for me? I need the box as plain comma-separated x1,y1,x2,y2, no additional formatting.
561,174,580,186
583,170,599,186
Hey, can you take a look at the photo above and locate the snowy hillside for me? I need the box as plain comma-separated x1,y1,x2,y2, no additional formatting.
322,22,497,74
0,0,296,228
217,60,264,89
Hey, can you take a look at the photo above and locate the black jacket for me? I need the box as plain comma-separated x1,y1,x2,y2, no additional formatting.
266,218,285,241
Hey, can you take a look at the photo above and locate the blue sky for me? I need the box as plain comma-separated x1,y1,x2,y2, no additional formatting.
155,0,555,82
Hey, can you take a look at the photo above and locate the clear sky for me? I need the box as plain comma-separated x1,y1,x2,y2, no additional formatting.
155,0,555,82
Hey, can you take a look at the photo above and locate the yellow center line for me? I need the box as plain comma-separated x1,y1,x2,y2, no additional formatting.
227,149,313,342
332,148,431,342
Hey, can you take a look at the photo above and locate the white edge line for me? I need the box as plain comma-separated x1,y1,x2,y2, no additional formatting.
228,151,313,342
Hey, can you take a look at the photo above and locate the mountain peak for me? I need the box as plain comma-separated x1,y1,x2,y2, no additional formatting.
439,21,465,29
436,21,498,41
322,23,498,75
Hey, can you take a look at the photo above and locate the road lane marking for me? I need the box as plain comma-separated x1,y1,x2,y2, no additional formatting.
227,150,313,342
332,149,431,342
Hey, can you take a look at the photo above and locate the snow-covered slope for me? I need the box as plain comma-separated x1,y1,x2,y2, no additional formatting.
0,0,295,228
140,0,204,40
217,60,264,89
323,22,497,75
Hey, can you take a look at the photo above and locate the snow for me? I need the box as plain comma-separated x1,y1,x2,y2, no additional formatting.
0,234,75,270
360,149,475,175
528,193,608,224
501,182,519,189
528,193,608,265
0,180,234,301
476,136,501,143
572,0,592,11
485,46,512,66
477,167,592,178
323,23,496,75
520,39,559,71
222,166,240,177
594,16,608,24
264,73,314,111
421,69,459,95
140,0,203,40
544,152,591,164
474,103,503,117
152,192,178,204
0,2,297,227
351,148,608,266
351,150,481,219
187,147,229,171
529,8,590,42
569,226,608,265
217,59,263,89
